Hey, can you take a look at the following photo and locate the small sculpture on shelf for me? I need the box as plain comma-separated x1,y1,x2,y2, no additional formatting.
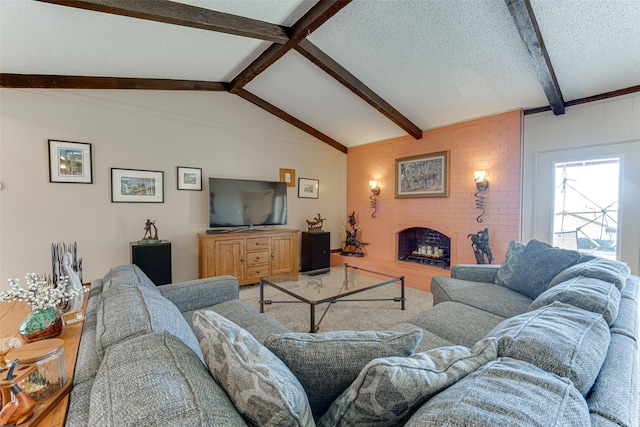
306,213,326,232
468,227,494,264
141,219,159,242
340,212,367,257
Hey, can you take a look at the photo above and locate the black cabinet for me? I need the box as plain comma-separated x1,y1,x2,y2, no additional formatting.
130,241,172,285
300,232,330,273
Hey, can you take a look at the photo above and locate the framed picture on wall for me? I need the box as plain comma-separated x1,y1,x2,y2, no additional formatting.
395,151,449,198
48,140,93,184
177,166,202,191
298,178,319,199
111,168,164,203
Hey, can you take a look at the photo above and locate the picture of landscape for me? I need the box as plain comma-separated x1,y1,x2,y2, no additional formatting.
395,151,449,198
120,177,156,196
58,148,84,176
183,173,197,184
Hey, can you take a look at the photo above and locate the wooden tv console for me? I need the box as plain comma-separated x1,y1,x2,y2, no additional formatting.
198,229,299,285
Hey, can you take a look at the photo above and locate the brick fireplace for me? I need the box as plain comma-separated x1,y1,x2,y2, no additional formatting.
398,227,451,269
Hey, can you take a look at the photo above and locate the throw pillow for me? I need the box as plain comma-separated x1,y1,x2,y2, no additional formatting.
487,301,610,395
318,338,497,427
494,240,526,287
498,239,581,299
264,329,423,419
529,276,621,325
192,310,314,427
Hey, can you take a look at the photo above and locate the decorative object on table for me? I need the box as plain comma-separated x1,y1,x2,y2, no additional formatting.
395,151,449,198
0,338,22,412
468,228,494,264
306,213,326,232
369,180,381,218
111,168,164,203
279,168,296,187
52,241,84,314
298,178,319,199
0,274,84,343
141,219,159,242
7,339,67,402
176,166,202,191
47,140,93,184
0,359,36,425
340,212,367,257
473,170,489,223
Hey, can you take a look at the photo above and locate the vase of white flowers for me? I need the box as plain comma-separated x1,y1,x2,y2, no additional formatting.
1,274,83,342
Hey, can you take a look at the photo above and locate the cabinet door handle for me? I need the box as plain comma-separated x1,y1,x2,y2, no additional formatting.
271,252,275,258
240,257,244,263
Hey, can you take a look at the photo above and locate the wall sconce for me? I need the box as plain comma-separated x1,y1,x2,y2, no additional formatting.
369,180,380,218
474,171,489,223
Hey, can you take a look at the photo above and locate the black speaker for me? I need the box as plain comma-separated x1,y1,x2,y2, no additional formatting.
130,241,172,285
301,232,330,272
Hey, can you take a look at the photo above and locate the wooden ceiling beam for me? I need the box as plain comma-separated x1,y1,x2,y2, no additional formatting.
296,39,423,140
236,89,348,154
228,0,352,93
505,0,565,115
0,73,228,91
524,84,640,115
35,0,289,43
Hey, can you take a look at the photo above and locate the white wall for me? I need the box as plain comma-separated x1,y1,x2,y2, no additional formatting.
523,93,640,273
0,89,347,287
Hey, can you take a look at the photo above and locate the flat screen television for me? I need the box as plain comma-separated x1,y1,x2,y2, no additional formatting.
209,177,287,228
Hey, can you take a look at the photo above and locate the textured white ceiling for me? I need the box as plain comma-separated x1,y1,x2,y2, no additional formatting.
1,0,639,148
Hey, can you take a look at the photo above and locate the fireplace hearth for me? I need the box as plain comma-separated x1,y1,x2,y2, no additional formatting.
398,227,451,269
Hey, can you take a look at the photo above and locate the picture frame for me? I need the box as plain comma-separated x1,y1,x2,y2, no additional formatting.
279,168,296,187
395,150,450,198
48,140,93,184
177,166,202,191
111,168,164,203
298,178,319,199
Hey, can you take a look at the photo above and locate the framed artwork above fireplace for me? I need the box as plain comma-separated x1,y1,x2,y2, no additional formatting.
395,151,449,198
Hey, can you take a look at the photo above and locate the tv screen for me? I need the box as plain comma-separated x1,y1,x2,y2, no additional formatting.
209,178,287,228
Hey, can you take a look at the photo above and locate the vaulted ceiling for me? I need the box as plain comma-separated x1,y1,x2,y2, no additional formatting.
2,0,639,152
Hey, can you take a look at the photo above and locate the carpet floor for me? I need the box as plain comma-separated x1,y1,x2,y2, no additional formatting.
239,283,433,333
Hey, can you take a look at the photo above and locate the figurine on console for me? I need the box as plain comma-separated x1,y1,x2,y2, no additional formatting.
340,212,367,257
306,213,326,232
141,219,159,242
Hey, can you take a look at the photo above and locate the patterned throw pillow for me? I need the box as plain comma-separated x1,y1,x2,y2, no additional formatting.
494,240,526,287
318,338,498,427
192,310,314,427
264,329,423,419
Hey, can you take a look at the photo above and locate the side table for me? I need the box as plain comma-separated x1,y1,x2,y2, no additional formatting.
130,240,172,285
0,296,87,427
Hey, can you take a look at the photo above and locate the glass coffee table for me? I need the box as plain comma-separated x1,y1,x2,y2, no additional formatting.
259,263,405,333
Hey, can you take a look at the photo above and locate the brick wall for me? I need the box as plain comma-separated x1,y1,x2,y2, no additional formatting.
335,110,522,291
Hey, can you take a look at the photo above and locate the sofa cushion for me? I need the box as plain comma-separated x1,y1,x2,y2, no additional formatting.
431,276,532,318
487,301,610,395
264,329,423,419
318,338,497,427
549,257,631,291
494,240,526,287
406,301,505,348
388,323,454,352
95,285,203,362
496,239,581,299
102,264,159,293
530,276,621,325
192,310,314,427
89,331,247,427
404,358,590,426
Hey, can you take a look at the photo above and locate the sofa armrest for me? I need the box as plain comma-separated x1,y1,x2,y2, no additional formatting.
159,275,240,313
450,264,500,283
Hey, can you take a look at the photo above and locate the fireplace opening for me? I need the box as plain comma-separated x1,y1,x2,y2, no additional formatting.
398,227,451,269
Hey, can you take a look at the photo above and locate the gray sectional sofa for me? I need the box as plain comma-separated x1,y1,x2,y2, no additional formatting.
66,238,638,426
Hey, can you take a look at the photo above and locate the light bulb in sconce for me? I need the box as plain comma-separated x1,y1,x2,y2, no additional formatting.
369,180,380,218
473,170,486,182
